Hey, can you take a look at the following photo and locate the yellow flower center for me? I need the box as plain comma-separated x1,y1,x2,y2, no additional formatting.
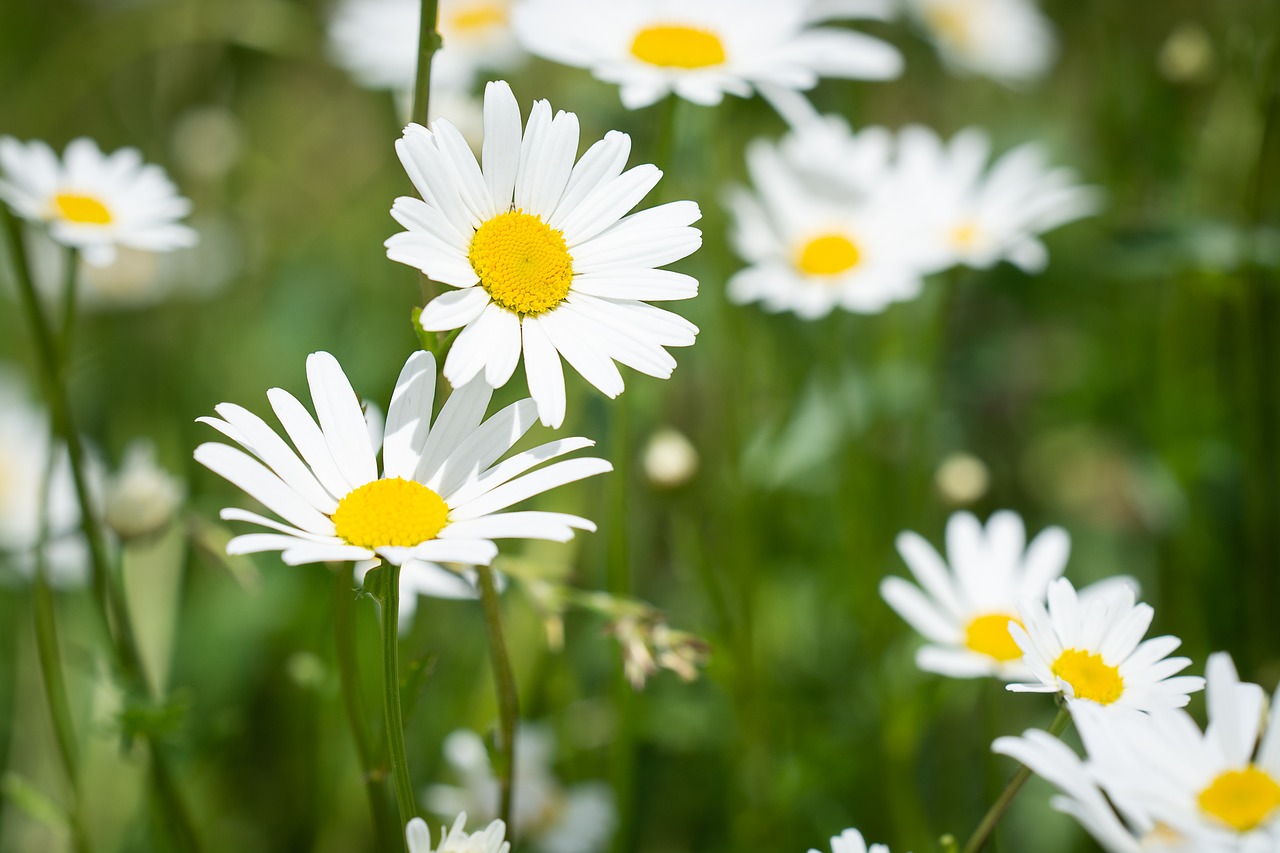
470,210,574,316
1198,766,1280,832
950,221,980,249
630,24,727,69
331,477,449,550
53,192,112,225
449,2,505,32
796,234,861,277
964,613,1024,662
1051,648,1124,704
924,2,977,49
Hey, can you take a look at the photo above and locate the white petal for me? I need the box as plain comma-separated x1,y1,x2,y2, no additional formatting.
266,387,352,499
521,317,567,428
195,443,336,535
443,437,596,509
220,507,339,543
414,376,493,486
483,80,523,210
306,352,379,488
382,351,437,480
281,542,375,565
213,403,339,513
431,399,539,499
539,307,625,398
558,165,662,246
448,457,611,520
551,131,632,228
440,510,595,542
420,287,491,332
570,269,698,301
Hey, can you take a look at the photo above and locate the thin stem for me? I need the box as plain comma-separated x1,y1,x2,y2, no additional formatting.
410,0,443,308
960,705,1072,853
377,563,419,829
336,565,395,851
607,400,637,853
58,245,79,363
476,564,518,836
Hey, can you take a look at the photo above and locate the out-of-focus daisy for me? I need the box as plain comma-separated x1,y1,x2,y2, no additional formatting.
1007,577,1204,711
891,125,1101,274
328,0,523,95
903,0,1056,84
726,129,921,319
640,426,698,488
425,726,616,853
0,137,196,267
881,510,1071,680
511,0,902,111
103,439,185,541
995,653,1280,852
386,80,701,428
407,813,510,853
195,350,609,567
811,827,904,853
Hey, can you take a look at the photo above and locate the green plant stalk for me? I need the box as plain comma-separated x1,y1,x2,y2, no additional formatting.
960,705,1072,853
410,0,443,308
476,564,519,836
377,563,419,830
335,565,395,851
607,399,638,853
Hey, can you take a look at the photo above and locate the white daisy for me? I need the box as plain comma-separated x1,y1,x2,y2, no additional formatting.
194,349,610,567
880,510,1071,681
995,653,1280,852
726,126,922,319
0,137,196,267
903,0,1056,85
407,813,510,853
386,80,702,428
328,0,524,95
425,726,616,853
1007,577,1204,711
511,0,902,111
811,827,904,853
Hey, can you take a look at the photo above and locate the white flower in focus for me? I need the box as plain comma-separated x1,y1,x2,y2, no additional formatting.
195,350,610,567
104,439,185,540
328,0,523,94
1007,577,1204,711
407,813,510,853
726,128,922,319
0,137,196,267
812,827,904,853
425,726,616,853
904,0,1056,84
995,653,1280,852
881,510,1071,680
386,80,701,428
512,0,902,111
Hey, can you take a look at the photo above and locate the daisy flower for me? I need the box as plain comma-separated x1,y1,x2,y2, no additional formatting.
726,127,922,319
510,0,903,111
328,0,524,94
811,827,905,853
408,813,510,853
881,510,1071,680
903,0,1056,85
1007,577,1204,711
386,80,701,428
995,653,1280,852
0,137,196,267
426,726,616,853
194,349,609,568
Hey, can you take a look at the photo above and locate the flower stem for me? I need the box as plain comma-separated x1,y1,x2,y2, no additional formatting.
477,564,519,836
336,564,395,851
377,563,419,828
410,0,442,308
960,705,1072,853
607,401,637,853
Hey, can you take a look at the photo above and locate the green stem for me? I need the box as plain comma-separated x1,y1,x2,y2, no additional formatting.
58,246,79,363
476,565,518,836
410,0,442,309
336,565,395,851
377,563,419,830
607,401,637,853
960,706,1072,853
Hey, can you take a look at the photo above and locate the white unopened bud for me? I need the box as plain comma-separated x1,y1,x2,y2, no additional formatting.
935,453,990,506
641,427,698,489
104,440,184,540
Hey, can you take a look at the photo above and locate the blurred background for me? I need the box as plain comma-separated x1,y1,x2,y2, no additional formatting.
0,0,1278,850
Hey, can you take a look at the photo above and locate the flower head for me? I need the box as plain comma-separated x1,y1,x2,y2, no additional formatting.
386,80,701,428
811,827,905,853
905,0,1057,84
0,137,196,267
407,813,510,853
1007,577,1204,711
195,350,609,567
511,0,902,110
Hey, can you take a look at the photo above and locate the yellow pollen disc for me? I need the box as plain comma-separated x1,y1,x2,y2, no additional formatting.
470,210,574,316
797,234,861,277
331,477,449,550
950,221,980,248
53,192,112,225
449,3,505,32
630,24,727,69
964,613,1024,662
1051,648,1124,704
1198,766,1280,832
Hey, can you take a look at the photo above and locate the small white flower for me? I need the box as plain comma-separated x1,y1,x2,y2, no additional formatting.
904,0,1057,84
407,813,510,853
881,510,1072,680
195,349,610,567
104,439,185,540
1007,577,1204,711
812,827,904,853
0,137,196,267
425,726,616,853
512,0,902,111
387,80,701,428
